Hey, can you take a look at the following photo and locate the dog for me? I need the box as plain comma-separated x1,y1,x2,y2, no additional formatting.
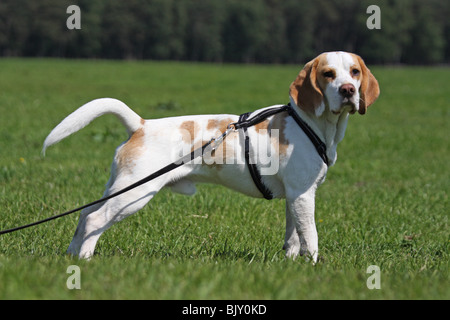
43,51,379,261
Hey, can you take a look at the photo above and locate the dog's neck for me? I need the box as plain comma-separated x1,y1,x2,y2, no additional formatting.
289,98,349,166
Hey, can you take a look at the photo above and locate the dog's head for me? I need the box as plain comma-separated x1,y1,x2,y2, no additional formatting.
289,52,380,116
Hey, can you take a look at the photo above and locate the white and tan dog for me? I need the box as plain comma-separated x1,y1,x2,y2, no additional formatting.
43,51,379,261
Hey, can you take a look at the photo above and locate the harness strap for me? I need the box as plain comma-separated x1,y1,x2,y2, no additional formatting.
236,103,329,200
233,105,290,130
239,112,274,200
285,105,329,166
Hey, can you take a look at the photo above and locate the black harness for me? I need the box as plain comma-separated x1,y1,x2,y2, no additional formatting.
0,103,328,235
235,103,328,200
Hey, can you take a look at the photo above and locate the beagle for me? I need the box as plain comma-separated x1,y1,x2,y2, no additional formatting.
43,51,379,261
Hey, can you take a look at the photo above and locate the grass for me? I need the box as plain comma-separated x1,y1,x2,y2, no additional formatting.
0,58,448,300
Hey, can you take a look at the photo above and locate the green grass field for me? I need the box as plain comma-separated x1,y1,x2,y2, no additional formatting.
0,58,448,300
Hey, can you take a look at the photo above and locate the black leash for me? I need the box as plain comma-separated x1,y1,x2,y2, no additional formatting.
0,103,328,235
0,129,230,235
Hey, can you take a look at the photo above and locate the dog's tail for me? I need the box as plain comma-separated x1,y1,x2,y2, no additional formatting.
42,98,143,155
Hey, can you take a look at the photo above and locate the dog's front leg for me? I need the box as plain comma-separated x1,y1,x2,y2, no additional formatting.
285,189,319,263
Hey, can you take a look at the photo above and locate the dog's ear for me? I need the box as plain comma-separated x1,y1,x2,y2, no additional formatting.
356,55,380,115
289,58,323,114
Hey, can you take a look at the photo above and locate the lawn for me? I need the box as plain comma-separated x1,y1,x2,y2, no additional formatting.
0,58,448,300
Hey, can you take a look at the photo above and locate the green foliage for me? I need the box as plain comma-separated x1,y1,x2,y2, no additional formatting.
0,0,448,64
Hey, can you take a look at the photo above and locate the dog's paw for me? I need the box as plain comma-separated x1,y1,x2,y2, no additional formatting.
284,244,300,260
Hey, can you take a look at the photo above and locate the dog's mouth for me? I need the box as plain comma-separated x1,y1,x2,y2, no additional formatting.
332,99,357,115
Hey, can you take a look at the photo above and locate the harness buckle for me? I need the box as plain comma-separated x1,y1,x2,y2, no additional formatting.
227,122,238,131
209,126,234,152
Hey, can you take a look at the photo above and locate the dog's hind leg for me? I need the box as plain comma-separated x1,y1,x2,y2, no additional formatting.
67,175,165,259
283,203,301,259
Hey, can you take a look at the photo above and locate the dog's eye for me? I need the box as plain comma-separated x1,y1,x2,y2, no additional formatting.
351,69,360,76
323,71,334,78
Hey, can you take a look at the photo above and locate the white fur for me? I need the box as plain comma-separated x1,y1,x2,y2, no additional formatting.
43,98,142,155
323,52,361,116
43,52,377,261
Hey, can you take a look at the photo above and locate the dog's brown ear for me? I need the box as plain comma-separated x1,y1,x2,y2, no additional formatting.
289,58,323,114
356,55,380,115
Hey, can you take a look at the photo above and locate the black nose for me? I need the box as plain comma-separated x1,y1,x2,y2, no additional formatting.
339,84,356,98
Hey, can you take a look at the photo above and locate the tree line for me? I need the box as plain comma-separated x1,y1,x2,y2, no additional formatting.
0,0,448,64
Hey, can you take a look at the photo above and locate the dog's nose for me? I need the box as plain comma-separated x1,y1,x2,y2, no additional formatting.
339,84,356,98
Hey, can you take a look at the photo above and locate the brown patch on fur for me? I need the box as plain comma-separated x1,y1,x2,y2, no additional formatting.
268,113,289,157
204,117,234,156
207,123,239,169
207,119,219,131
207,118,233,133
254,119,270,133
140,118,145,125
187,118,237,170
214,119,234,161
116,128,145,171
315,56,334,92
289,55,324,113
180,121,199,144
351,53,380,114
